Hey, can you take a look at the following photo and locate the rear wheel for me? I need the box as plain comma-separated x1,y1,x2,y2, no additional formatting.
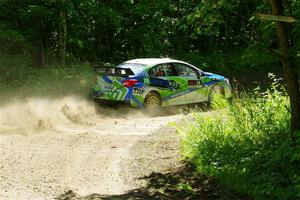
144,92,161,112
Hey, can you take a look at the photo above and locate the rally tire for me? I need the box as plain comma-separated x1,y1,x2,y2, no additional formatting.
144,92,162,111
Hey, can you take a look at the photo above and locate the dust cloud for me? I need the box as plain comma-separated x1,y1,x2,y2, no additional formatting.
0,97,90,134
0,96,186,199
0,96,177,135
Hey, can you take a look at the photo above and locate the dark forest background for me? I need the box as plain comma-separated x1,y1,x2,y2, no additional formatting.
1,0,299,74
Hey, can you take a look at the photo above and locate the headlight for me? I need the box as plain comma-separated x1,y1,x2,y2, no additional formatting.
224,78,230,85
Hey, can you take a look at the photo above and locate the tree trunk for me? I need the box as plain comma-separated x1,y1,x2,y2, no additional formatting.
270,0,300,142
224,11,229,55
57,0,67,67
35,39,46,68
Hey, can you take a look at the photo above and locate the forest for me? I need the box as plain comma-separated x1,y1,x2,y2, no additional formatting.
1,0,299,69
1,0,300,199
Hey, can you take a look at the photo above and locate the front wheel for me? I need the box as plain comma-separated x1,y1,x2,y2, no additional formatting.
144,92,161,112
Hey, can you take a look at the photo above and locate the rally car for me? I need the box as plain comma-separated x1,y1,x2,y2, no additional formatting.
91,58,231,109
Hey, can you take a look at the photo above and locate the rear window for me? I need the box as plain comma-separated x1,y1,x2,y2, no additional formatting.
117,63,146,75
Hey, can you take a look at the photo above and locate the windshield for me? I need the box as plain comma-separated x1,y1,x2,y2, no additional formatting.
117,63,146,75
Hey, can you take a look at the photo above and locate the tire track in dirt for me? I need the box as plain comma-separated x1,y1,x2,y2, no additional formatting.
0,96,186,199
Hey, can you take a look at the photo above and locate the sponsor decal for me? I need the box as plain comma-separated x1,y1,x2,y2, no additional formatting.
148,78,179,89
162,88,199,101
106,80,129,101
143,78,150,84
133,88,145,95
188,80,201,85
125,87,143,107
102,75,113,84
149,78,169,87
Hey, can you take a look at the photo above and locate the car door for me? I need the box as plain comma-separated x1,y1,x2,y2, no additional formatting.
171,63,207,104
147,63,184,106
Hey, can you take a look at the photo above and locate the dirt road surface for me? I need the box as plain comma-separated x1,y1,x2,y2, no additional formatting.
0,96,187,199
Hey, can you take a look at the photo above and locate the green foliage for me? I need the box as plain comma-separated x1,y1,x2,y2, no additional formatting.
292,0,300,68
179,77,300,199
210,93,229,110
176,182,195,195
0,0,298,74
0,54,94,103
235,45,277,72
177,44,278,75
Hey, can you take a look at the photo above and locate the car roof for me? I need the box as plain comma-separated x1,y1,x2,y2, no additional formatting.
124,58,193,67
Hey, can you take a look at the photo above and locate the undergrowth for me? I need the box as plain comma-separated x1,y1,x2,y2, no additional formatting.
179,75,300,199
0,54,94,103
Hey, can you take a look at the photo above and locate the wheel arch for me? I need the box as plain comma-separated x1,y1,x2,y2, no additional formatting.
209,83,225,96
145,90,162,101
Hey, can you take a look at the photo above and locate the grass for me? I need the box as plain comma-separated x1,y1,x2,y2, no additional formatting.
179,75,300,199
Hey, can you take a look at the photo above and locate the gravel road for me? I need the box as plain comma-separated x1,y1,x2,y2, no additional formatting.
0,96,186,199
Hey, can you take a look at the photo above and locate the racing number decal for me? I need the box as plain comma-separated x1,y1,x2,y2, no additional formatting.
168,80,179,89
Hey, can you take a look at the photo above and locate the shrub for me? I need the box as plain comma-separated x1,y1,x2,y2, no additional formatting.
0,54,94,103
179,76,300,199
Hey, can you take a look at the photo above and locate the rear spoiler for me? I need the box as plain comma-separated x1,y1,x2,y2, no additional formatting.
93,65,135,77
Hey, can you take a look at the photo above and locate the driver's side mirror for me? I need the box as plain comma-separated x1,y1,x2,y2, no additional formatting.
197,71,203,78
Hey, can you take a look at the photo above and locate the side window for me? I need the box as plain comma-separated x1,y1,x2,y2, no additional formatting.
173,63,198,78
148,64,177,77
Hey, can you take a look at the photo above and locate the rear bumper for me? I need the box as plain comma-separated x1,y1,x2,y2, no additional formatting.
92,97,131,106
91,86,145,108
91,89,137,107
92,90,129,102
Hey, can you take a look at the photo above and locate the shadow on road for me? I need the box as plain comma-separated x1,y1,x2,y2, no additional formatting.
55,164,250,200
94,101,212,119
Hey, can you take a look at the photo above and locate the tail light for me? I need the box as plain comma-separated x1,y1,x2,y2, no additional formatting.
123,79,138,87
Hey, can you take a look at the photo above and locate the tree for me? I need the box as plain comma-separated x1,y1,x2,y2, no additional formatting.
270,0,300,141
57,0,67,67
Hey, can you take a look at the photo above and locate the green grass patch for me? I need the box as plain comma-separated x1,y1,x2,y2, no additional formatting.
179,76,300,199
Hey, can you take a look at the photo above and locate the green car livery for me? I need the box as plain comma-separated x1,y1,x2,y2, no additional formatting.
91,58,232,109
